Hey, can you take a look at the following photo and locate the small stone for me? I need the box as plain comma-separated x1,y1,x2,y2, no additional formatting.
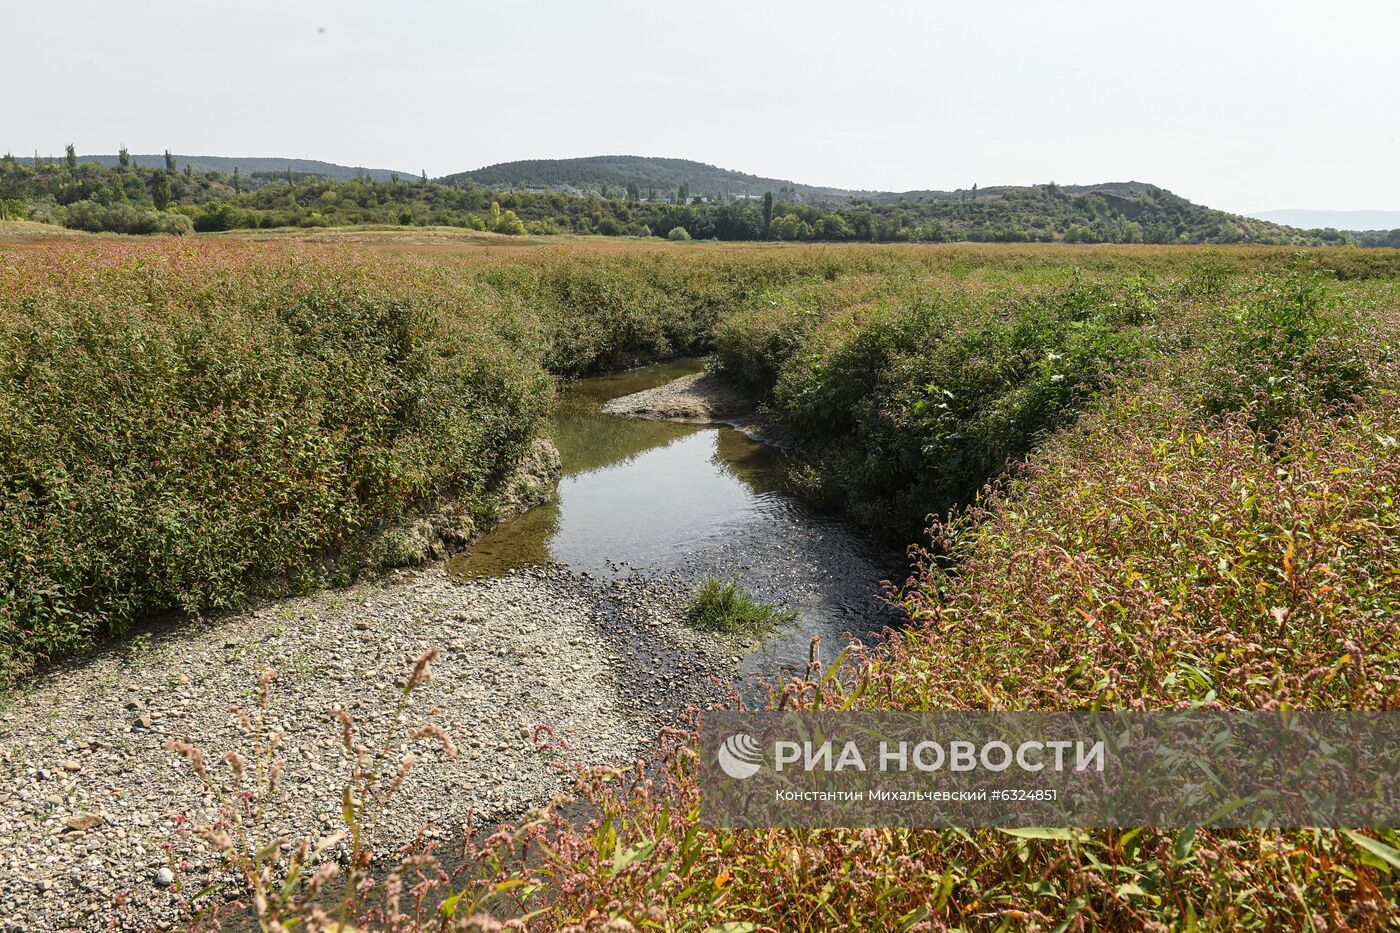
61,760,81,773
154,867,174,887
354,621,370,631
64,812,104,832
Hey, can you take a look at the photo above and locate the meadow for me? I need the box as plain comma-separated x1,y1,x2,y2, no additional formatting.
4,230,1400,928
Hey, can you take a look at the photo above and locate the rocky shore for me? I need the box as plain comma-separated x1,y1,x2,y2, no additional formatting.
0,564,734,932
600,372,794,446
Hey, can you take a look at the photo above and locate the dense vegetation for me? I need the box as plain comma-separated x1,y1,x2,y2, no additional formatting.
0,240,855,681
714,248,1397,542
433,246,1400,931
441,155,834,200
7,236,1400,928
78,152,409,181
7,151,1396,245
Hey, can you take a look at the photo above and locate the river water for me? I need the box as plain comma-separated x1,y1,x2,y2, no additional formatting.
447,360,903,676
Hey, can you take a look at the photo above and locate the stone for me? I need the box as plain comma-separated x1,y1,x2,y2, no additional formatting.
64,813,103,832
154,867,174,888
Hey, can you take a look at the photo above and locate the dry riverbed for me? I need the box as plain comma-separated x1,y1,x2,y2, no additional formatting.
0,564,735,932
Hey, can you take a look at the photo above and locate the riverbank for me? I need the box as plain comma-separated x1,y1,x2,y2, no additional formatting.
0,563,735,932
600,371,795,447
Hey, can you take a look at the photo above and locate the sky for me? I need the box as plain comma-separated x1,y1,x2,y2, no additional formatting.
5,0,1397,214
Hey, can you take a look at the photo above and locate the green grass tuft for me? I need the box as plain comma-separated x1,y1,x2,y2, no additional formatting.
685,577,798,636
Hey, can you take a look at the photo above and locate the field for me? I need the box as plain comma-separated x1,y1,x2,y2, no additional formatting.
3,229,1400,928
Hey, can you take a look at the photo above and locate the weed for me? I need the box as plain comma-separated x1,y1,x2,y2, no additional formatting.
685,577,798,636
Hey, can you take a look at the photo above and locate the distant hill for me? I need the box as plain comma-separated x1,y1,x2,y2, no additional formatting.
80,154,411,182
1,149,1358,246
441,159,1214,218
440,156,859,201
1248,209,1400,232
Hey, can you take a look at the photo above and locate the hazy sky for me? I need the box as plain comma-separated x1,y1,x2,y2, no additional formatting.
7,0,1397,213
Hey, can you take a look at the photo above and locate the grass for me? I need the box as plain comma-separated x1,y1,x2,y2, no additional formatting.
685,576,799,636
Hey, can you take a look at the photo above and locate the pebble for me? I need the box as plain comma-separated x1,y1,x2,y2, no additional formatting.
0,562,733,930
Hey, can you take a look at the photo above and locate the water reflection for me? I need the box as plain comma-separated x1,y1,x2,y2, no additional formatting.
449,359,790,578
447,360,902,675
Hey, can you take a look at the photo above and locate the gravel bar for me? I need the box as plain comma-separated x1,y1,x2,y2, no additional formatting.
0,563,735,932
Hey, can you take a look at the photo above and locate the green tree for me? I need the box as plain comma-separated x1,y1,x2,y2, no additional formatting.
493,208,525,235
164,150,177,172
150,169,171,210
770,213,812,241
762,191,774,236
65,144,77,172
118,146,130,168
233,166,241,194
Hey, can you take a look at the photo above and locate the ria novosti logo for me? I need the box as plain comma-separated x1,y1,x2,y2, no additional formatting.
717,733,763,779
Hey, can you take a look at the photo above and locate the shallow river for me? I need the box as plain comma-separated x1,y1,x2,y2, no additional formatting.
447,360,903,676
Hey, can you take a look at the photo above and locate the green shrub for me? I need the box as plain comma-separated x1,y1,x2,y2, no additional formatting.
0,243,550,680
192,200,244,232
666,226,691,241
493,209,526,235
61,199,192,235
1199,270,1372,436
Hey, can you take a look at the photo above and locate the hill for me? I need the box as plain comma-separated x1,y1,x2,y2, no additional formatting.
1249,209,1400,232
0,151,1365,246
441,155,857,201
79,154,411,182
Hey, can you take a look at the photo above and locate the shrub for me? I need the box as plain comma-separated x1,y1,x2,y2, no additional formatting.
192,200,245,232
60,199,192,235
666,225,691,241
1199,270,1372,436
493,209,526,235
0,243,550,680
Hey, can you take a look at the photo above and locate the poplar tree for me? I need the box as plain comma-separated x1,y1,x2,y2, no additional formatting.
150,170,171,210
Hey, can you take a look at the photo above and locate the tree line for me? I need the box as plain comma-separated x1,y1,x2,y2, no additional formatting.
2,149,1392,246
